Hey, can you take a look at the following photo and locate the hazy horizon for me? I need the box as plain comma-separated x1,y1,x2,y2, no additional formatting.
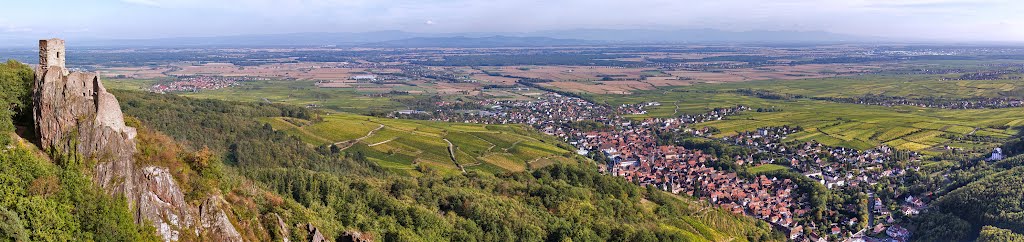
1,0,1023,43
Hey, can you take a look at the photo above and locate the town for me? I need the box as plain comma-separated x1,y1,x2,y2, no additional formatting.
148,75,262,93
399,92,938,241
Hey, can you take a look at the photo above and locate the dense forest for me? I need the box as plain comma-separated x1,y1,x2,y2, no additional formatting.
978,226,1024,242
113,90,783,241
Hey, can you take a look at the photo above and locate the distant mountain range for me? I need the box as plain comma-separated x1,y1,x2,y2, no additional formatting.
532,29,867,43
361,36,597,48
0,29,874,48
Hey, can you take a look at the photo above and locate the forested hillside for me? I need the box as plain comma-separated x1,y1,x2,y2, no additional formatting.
113,89,783,241
910,150,1024,241
0,60,32,145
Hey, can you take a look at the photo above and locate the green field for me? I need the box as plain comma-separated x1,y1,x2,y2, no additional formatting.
101,78,159,91
691,74,1024,99
748,164,791,174
591,76,1024,155
263,112,577,176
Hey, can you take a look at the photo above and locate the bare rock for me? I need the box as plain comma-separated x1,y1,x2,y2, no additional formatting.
200,195,244,242
305,223,326,242
338,231,373,242
273,213,291,242
137,166,198,241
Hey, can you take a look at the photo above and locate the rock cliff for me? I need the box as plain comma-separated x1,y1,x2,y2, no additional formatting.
32,38,242,242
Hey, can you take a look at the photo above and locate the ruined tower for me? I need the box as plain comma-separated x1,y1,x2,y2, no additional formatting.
38,38,67,74
31,39,245,242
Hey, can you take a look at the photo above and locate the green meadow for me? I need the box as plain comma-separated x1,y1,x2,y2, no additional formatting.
748,164,791,174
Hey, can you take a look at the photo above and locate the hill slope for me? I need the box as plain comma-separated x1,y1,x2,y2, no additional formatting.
263,113,577,175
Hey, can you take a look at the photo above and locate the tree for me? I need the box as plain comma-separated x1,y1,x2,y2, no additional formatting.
979,226,1024,242
0,60,34,145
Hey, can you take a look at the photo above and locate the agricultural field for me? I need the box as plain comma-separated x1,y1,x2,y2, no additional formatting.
101,78,160,91
594,83,1024,155
262,112,578,176
164,62,384,81
683,74,1024,99
480,64,882,94
176,79,407,113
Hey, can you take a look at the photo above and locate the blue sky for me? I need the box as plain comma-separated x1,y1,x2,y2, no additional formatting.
1,0,1022,41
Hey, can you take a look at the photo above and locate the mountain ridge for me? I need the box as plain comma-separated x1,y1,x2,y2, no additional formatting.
0,29,875,48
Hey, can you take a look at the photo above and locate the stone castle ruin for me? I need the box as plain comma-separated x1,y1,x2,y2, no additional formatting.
32,39,243,242
34,38,138,196
38,39,66,74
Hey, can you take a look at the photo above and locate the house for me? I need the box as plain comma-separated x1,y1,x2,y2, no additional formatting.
987,147,1004,161
873,223,887,234
790,225,803,240
901,206,919,215
886,225,909,239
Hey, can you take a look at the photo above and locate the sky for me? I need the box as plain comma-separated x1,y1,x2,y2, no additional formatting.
1,0,1022,42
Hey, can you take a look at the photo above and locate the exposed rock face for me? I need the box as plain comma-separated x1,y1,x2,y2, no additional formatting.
137,166,197,241
273,213,291,242
32,39,244,242
338,231,373,242
304,223,327,242
33,39,138,200
200,195,244,242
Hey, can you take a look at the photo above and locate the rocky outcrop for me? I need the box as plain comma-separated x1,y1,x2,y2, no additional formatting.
338,231,373,242
33,39,138,201
200,195,244,242
304,223,327,242
273,214,291,242
32,39,244,242
137,166,197,241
